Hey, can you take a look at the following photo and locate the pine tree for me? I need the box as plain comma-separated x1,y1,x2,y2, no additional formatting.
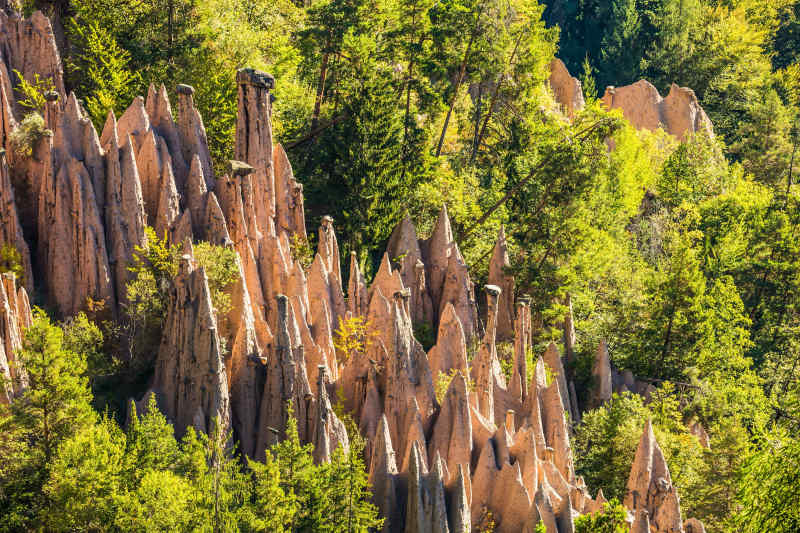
123,395,182,487
248,451,297,532
324,429,383,533
176,419,253,532
268,412,322,532
634,228,707,379
43,417,126,531
737,431,800,533
0,311,95,531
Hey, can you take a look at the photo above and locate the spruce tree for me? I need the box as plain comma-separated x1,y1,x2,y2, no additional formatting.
299,71,413,269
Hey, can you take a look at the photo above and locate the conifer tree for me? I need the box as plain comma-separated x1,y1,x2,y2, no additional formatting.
299,71,413,268
0,311,95,530
43,417,126,531
269,412,322,532
176,420,253,532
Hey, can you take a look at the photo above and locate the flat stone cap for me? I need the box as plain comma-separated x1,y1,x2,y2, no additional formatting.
176,84,195,95
236,68,275,89
44,90,59,102
228,160,255,177
485,284,502,297
394,288,411,300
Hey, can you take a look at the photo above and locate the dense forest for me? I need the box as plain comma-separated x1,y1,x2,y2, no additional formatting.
2,0,800,531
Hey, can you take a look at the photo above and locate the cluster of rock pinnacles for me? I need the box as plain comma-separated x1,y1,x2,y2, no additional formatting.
0,10,711,533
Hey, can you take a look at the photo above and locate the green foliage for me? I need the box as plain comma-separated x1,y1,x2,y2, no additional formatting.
413,320,436,351
0,244,24,284
0,311,95,531
265,411,382,532
13,0,800,528
68,0,198,90
175,422,254,531
736,430,800,533
289,233,315,272
497,341,515,381
43,417,126,531
297,69,419,263
333,315,376,364
13,70,54,113
574,392,650,501
193,241,239,318
124,227,181,372
114,469,195,532
248,452,297,532
67,21,140,130
318,428,384,532
124,229,237,367
574,499,630,533
9,112,49,157
62,312,114,380
579,55,598,101
435,368,475,403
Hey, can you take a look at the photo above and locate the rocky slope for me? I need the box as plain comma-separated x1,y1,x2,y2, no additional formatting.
549,59,713,140
0,11,707,532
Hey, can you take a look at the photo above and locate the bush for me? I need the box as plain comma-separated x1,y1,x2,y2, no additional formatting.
0,244,24,284
289,233,314,272
333,315,376,364
574,499,629,533
9,113,49,157
434,368,474,404
13,70,54,113
193,241,239,318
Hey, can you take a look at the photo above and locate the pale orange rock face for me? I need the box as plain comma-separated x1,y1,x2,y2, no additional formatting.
150,254,231,438
387,216,432,325
591,340,612,408
602,80,713,141
0,151,33,292
625,420,689,533
0,273,31,404
488,226,515,342
427,302,468,381
0,13,706,532
0,10,65,117
549,58,585,118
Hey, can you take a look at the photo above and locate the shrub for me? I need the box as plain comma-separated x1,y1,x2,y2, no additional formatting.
9,113,49,157
574,499,630,533
333,315,376,364
434,368,474,404
193,241,239,318
289,233,314,272
13,70,54,113
0,244,24,284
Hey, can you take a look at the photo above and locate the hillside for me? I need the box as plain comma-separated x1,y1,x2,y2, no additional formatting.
1,1,799,532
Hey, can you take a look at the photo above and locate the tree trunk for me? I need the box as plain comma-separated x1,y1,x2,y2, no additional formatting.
312,52,330,130
786,119,798,198
435,9,483,157
461,118,611,239
471,33,524,162
470,83,483,160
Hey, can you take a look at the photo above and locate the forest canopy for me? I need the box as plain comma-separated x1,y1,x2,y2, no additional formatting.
1,0,800,531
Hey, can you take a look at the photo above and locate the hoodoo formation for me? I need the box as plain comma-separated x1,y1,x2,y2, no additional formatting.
0,10,714,532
